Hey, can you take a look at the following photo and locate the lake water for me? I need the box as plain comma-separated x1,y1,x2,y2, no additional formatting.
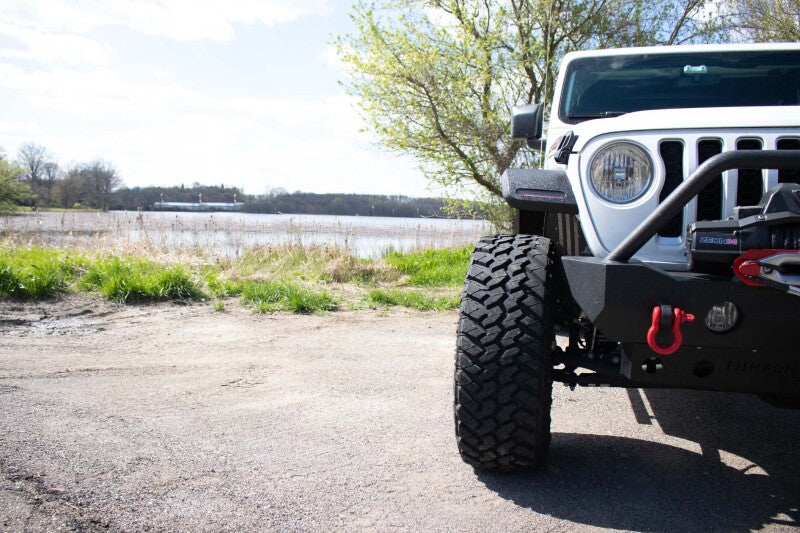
1,211,493,257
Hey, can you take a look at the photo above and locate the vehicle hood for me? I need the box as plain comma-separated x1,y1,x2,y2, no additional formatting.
570,106,800,151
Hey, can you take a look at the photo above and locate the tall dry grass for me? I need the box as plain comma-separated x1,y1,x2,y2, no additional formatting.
0,211,487,311
0,210,490,261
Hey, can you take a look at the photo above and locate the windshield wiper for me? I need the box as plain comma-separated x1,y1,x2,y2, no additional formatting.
566,111,627,120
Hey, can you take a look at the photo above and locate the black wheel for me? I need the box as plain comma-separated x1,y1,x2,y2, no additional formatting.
454,234,556,471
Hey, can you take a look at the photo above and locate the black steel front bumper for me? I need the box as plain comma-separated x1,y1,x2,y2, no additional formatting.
561,150,800,396
562,257,800,395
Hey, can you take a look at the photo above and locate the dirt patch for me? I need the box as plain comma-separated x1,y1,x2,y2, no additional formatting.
0,297,124,337
0,295,798,531
0,296,207,337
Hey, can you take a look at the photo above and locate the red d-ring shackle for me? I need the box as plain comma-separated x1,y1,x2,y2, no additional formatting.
646,306,695,355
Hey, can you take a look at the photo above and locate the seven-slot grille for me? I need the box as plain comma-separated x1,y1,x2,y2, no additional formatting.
657,135,800,238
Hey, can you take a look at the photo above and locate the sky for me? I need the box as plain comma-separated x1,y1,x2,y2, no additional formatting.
0,0,433,197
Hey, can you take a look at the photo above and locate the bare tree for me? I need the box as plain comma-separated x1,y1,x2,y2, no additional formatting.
42,161,61,184
54,168,85,209
40,161,62,205
15,143,51,185
77,160,123,210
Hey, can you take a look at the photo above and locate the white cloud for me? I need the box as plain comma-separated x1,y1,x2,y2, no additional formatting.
0,0,433,197
0,121,44,141
0,62,430,196
0,0,333,43
0,23,113,66
0,62,349,126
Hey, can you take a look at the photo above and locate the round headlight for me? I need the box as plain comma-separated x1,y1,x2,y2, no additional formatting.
589,142,653,203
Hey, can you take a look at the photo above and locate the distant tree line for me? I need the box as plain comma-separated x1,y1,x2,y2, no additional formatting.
112,185,455,218
0,142,464,218
1,142,121,210
241,190,450,218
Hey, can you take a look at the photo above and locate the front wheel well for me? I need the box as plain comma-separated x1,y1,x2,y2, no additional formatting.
516,209,587,257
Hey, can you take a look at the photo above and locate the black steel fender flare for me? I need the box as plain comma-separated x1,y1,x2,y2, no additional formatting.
501,168,579,215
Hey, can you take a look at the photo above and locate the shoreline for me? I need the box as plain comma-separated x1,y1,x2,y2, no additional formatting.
1,210,491,259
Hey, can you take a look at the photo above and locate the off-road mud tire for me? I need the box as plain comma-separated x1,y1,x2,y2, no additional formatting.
454,234,556,471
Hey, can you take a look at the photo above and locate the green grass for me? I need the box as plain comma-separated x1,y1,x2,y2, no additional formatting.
238,280,337,313
202,266,239,298
205,267,338,313
219,246,399,285
367,288,460,311
385,246,471,286
0,247,205,303
0,247,85,298
79,256,204,303
0,244,471,313
208,244,469,289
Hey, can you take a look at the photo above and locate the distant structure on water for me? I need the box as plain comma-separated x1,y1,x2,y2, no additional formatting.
152,201,244,212
152,193,244,212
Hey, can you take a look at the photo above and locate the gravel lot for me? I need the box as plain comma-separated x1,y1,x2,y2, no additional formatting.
1,296,798,531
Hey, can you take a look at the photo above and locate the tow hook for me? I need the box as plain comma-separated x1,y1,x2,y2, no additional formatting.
647,305,695,355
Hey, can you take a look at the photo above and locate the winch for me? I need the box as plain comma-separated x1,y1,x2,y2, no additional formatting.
687,183,800,288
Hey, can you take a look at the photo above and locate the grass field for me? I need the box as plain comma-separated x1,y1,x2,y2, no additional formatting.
0,244,473,313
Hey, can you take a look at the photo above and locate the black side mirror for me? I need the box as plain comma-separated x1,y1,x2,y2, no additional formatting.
511,104,544,150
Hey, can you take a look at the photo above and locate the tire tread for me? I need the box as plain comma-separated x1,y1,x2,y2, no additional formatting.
454,234,554,471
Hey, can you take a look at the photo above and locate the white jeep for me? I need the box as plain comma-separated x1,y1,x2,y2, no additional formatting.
454,43,800,471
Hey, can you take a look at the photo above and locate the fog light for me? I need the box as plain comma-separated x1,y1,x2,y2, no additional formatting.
705,302,739,333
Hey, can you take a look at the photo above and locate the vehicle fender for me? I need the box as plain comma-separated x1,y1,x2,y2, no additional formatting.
501,168,579,214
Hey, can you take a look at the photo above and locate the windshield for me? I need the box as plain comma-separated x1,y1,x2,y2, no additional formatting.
559,50,800,123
